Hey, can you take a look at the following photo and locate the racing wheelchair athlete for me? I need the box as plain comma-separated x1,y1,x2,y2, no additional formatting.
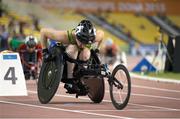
18,36,42,80
38,20,131,109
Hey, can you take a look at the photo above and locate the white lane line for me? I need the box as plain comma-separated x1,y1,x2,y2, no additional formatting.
60,85,180,101
105,90,180,101
132,84,180,93
130,73,180,84
104,81,180,93
131,93,180,101
0,100,131,119
128,103,179,111
28,90,180,111
74,109,180,112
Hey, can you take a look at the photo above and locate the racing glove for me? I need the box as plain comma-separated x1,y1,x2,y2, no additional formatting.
42,48,52,62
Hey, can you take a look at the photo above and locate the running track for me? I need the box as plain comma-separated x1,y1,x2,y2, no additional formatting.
1,77,180,118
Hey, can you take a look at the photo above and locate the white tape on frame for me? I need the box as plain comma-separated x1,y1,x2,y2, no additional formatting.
0,52,27,96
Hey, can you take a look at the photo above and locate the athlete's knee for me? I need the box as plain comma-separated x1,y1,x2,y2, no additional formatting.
83,55,90,61
80,48,91,61
66,45,78,57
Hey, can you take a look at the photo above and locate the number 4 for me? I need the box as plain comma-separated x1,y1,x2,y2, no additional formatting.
4,67,17,84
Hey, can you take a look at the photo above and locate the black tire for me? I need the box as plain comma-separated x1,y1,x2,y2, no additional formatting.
83,77,105,103
37,55,64,104
110,64,131,110
84,50,105,103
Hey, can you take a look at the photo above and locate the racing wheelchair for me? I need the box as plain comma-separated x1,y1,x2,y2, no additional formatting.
37,43,131,110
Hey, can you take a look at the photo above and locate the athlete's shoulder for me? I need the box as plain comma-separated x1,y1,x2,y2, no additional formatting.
96,29,104,37
18,44,26,52
36,44,42,49
19,44,26,49
95,29,104,42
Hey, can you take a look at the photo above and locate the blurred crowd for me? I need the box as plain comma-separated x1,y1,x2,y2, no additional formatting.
0,15,40,52
0,7,42,80
0,2,127,80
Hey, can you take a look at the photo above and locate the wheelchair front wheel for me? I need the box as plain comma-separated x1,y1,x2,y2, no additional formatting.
109,64,131,110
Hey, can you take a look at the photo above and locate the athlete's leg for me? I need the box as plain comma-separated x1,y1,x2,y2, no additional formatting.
66,44,79,78
79,47,91,61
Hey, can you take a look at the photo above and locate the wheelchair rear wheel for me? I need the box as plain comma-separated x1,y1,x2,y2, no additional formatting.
82,76,104,103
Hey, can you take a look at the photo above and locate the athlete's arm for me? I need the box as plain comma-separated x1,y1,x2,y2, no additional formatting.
40,28,69,49
95,29,104,48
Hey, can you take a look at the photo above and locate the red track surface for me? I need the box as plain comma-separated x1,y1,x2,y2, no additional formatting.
1,77,180,118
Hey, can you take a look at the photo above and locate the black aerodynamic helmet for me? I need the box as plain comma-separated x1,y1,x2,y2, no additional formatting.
75,19,96,44
25,35,38,48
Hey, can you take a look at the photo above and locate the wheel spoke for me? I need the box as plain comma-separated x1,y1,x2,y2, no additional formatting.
118,71,124,102
118,90,123,103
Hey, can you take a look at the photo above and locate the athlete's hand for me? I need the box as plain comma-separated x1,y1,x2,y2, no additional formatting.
42,48,52,62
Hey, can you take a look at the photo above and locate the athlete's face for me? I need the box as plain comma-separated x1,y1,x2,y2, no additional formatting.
75,38,85,49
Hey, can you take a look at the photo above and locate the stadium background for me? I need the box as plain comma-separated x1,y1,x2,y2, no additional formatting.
1,0,180,73
0,0,180,118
